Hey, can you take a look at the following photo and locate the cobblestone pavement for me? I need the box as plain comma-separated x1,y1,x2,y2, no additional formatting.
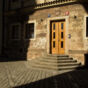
0,61,88,88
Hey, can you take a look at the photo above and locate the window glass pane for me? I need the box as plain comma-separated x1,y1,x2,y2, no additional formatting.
61,23,64,29
86,17,88,37
61,41,63,48
53,32,55,39
25,23,34,39
53,24,55,30
53,41,55,48
61,32,63,39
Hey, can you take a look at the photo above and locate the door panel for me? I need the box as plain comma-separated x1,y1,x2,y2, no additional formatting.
58,22,65,54
51,20,65,54
51,22,58,54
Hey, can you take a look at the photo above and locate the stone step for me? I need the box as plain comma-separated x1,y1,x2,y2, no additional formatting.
58,69,77,74
34,58,75,63
57,58,73,61
43,56,73,60
29,62,81,71
28,54,82,72
29,61,81,70
58,62,81,66
29,59,80,67
57,57,73,60
29,60,58,66
30,61,80,66
58,60,77,63
43,57,57,59
34,58,58,63
29,62,58,70
58,65,81,70
46,54,69,58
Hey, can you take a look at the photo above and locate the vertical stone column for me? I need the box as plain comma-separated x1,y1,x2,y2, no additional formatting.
0,0,3,55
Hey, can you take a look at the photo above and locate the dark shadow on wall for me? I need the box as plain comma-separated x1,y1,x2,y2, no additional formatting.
14,68,88,88
84,54,88,68
0,0,37,61
81,3,88,13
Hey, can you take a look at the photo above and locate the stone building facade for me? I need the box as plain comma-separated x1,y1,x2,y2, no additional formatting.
0,0,3,55
4,0,88,65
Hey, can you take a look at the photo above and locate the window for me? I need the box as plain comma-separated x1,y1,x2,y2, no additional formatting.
53,41,55,48
61,41,63,48
11,24,20,40
53,24,55,30
86,17,88,37
53,32,55,39
61,23,64,29
25,23,34,39
61,32,63,39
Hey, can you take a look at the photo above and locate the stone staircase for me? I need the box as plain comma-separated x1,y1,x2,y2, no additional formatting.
28,55,82,73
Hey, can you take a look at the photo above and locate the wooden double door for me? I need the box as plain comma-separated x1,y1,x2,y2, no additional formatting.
50,20,65,54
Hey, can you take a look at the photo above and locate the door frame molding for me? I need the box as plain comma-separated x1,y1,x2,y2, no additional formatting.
47,16,69,55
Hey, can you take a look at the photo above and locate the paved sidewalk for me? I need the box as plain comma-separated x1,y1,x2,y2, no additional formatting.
0,61,54,88
0,61,88,88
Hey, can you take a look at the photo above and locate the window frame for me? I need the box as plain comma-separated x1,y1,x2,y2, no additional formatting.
84,16,88,39
24,20,36,40
10,23,21,40
86,16,88,38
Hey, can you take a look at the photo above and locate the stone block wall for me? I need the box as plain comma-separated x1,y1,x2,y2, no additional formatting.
5,3,88,64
